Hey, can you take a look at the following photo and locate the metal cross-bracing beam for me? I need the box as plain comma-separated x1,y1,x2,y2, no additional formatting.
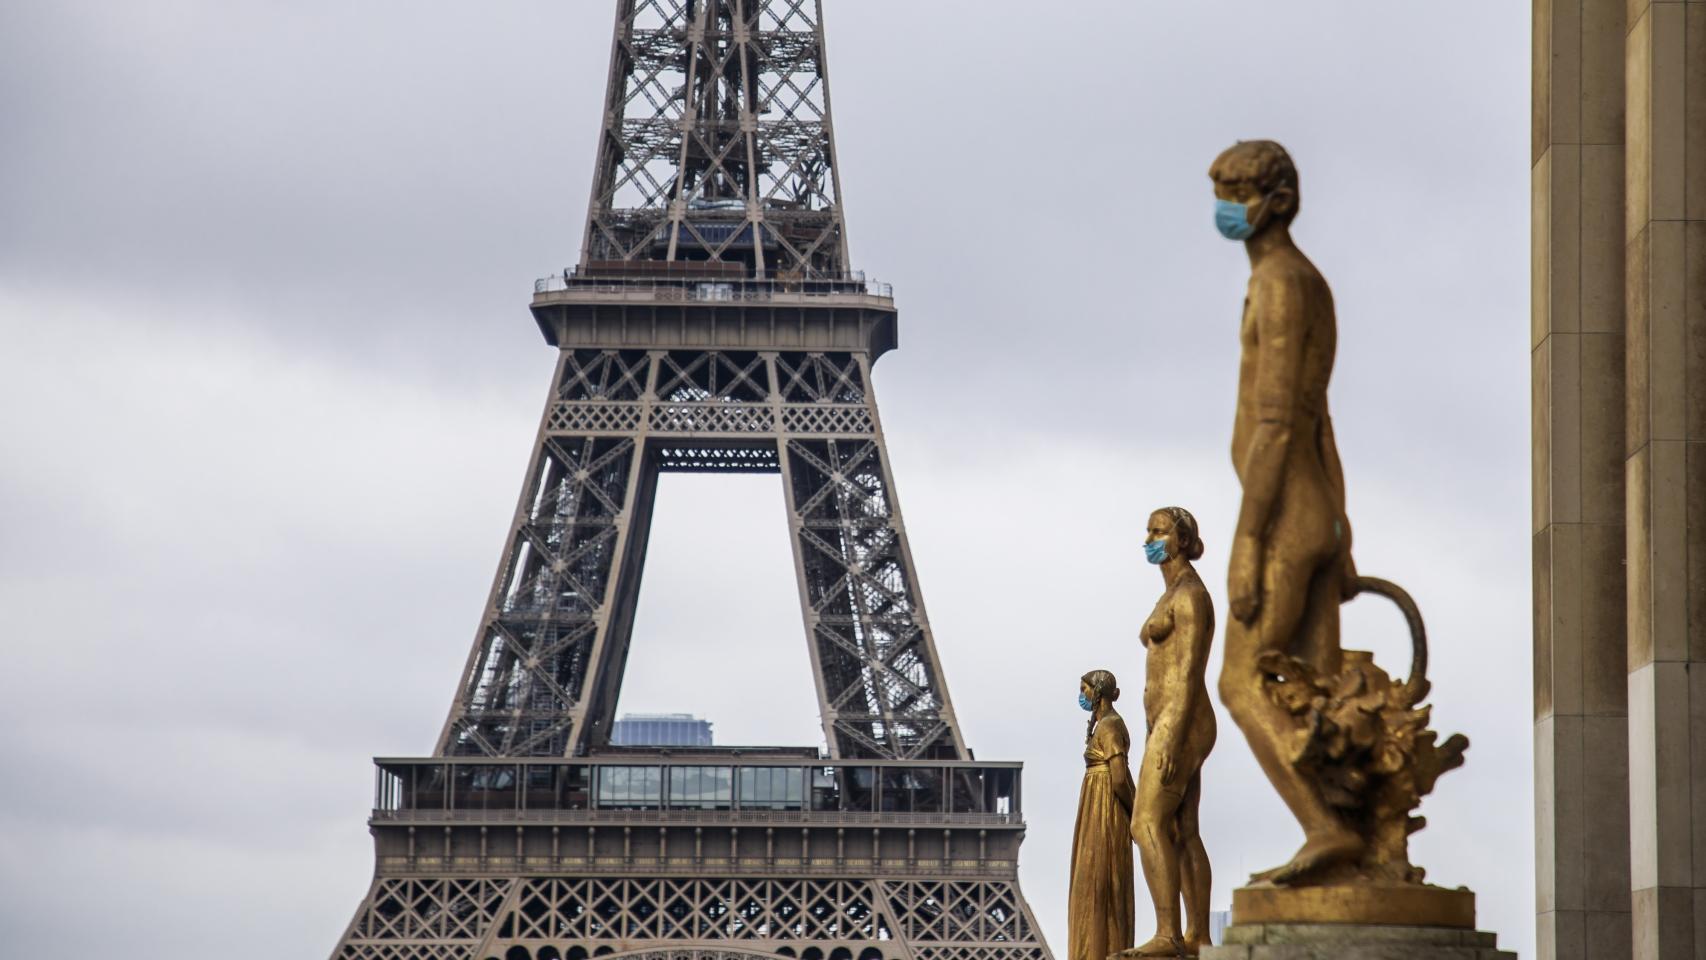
438,430,652,758
434,349,660,759
434,349,963,761
780,437,961,760
581,0,849,279
334,876,1051,960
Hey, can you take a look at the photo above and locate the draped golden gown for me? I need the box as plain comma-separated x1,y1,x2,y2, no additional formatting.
1068,714,1135,960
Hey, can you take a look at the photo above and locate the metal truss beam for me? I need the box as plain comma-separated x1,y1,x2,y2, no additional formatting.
435,349,964,762
580,0,850,278
333,875,1050,960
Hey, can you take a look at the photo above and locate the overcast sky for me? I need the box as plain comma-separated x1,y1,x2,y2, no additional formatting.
0,2,1532,958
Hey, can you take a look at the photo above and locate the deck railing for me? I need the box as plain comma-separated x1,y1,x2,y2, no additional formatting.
372,757,1019,820
533,270,893,302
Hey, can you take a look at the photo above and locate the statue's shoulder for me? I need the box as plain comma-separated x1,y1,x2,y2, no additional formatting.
1248,253,1332,338
1176,574,1213,611
1250,249,1323,290
1096,713,1132,747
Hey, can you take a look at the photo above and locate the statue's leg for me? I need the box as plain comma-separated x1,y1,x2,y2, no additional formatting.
1129,745,1186,956
1220,553,1362,884
1177,772,1211,952
1290,559,1344,677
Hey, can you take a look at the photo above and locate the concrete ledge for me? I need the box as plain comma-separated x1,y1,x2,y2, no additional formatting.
1201,921,1514,960
1227,923,1494,946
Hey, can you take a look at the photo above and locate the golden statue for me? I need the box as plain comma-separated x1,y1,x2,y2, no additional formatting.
1068,669,1135,960
1210,140,1468,901
1124,508,1216,958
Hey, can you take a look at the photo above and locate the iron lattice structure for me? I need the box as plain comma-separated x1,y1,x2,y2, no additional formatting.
433,346,965,762
332,3,1050,959
582,0,847,277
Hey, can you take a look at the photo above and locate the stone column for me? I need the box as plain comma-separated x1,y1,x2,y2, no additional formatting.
1623,4,1706,959
1533,1,1633,959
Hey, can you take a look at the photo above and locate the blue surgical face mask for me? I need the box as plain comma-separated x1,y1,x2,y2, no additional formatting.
1078,692,1094,712
1215,198,1256,240
1144,538,1170,565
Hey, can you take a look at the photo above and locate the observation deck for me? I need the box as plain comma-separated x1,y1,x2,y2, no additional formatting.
530,264,898,358
365,756,1026,880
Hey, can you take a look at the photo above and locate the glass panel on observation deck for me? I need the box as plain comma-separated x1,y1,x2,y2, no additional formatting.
596,765,662,810
738,766,804,810
880,767,942,813
837,766,876,812
809,766,840,812
453,764,520,811
669,766,734,810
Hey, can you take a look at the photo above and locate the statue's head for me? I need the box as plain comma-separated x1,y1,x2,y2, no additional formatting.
1208,140,1300,239
1080,669,1120,707
1146,506,1205,564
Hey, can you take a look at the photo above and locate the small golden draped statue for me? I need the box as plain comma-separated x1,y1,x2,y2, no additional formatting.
1068,669,1135,960
1210,139,1467,892
1127,507,1216,957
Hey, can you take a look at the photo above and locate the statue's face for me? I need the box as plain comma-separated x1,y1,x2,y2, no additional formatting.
1080,679,1095,702
1213,173,1295,233
1145,511,1176,548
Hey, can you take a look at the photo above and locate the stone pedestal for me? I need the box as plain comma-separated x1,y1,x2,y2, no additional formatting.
1201,922,1516,960
1231,884,1474,929
1200,885,1512,959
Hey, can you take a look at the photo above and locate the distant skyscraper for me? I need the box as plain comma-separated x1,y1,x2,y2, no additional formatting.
610,712,713,747
1210,909,1231,947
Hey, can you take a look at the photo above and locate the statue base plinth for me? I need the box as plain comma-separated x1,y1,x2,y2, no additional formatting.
1231,883,1474,928
1199,886,1511,959
1201,921,1514,960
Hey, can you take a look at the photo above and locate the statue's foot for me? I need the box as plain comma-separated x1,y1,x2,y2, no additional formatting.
1179,931,1210,956
1117,935,1185,957
1249,827,1364,885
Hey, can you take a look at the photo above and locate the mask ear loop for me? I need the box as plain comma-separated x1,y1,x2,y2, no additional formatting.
1154,512,1178,557
1249,183,1298,234
1242,189,1271,235
1166,509,1192,560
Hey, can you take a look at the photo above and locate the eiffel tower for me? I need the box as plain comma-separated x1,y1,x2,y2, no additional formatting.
331,3,1052,959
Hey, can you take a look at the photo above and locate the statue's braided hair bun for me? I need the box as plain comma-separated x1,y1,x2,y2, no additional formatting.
1159,506,1205,561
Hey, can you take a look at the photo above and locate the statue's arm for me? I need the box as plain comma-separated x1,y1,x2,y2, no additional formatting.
1110,750,1135,816
1319,414,1359,595
1237,274,1305,538
1100,719,1135,814
1228,274,1306,620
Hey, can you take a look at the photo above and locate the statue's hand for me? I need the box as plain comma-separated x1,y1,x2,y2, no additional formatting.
1149,726,1182,786
1340,549,1361,600
1229,535,1263,623
1156,749,1178,786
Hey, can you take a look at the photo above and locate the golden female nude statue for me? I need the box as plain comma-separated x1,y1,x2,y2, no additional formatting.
1067,669,1135,960
1209,140,1466,896
1126,508,1216,957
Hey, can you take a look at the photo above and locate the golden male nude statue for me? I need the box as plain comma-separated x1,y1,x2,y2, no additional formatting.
1189,138,1478,930
1209,140,1363,885
1192,140,1474,917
